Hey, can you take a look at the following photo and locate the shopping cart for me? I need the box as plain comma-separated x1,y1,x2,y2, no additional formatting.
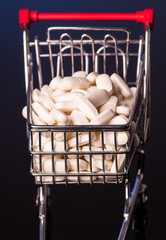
19,9,154,240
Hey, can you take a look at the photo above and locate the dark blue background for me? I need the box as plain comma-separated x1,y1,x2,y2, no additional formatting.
1,0,166,239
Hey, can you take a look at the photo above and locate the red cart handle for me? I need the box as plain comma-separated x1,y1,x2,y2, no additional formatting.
19,9,154,31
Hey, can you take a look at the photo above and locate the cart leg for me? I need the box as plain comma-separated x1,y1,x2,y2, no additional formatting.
36,185,50,240
118,149,145,240
132,184,148,239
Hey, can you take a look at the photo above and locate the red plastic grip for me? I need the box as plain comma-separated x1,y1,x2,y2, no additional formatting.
19,9,154,30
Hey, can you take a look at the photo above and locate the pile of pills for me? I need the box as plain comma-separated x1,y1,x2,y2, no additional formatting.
22,71,137,182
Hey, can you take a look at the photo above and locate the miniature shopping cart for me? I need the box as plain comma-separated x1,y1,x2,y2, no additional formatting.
19,9,154,240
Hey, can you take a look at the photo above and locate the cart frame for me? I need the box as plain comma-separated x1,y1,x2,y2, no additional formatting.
19,9,154,240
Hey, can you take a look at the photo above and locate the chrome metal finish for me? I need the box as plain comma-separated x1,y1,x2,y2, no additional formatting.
22,23,151,240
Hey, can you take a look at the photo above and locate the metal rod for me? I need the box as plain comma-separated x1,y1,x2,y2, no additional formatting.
39,185,48,240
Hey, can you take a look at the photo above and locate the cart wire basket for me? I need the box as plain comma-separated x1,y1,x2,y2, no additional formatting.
19,9,154,240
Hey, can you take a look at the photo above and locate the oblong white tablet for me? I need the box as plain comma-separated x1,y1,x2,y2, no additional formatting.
76,77,90,89
110,147,126,173
42,139,68,152
41,84,53,96
91,133,102,147
67,146,83,159
87,86,98,93
99,95,118,113
96,74,113,95
90,109,114,125
104,131,129,145
86,71,99,85
72,70,87,78
55,101,76,113
73,94,98,120
51,89,66,98
87,89,109,107
38,94,55,111
68,132,96,148
86,162,100,172
32,88,41,102
71,89,88,95
68,158,88,171
67,170,97,182
62,76,80,90
32,101,55,125
116,105,130,117
50,108,69,124
34,157,70,173
31,110,46,125
22,106,27,119
70,110,89,125
53,92,81,103
82,145,112,161
110,73,132,98
49,76,63,90
107,115,129,125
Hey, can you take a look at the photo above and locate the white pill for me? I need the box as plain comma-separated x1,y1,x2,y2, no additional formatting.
92,133,102,147
53,92,81,103
116,105,130,117
122,95,135,109
51,89,66,98
38,94,55,111
107,115,129,125
71,89,88,95
92,147,112,161
55,101,76,113
32,101,55,125
31,110,46,125
68,132,96,148
42,139,68,152
104,132,129,145
50,108,69,124
86,162,100,172
94,159,113,171
110,147,126,173
67,170,97,182
76,77,90,89
90,109,114,125
97,170,114,181
68,158,88,171
87,89,109,107
72,70,87,78
22,106,27,119
99,95,118,113
41,84,53,96
96,74,113,95
49,76,63,90
87,86,98,93
34,156,70,173
80,171,97,182
73,94,98,120
67,146,83,159
70,110,89,125
62,76,80,90
32,88,41,102
110,73,132,98
105,144,121,152
85,157,112,171
86,71,99,85
31,132,49,151
130,87,137,96
35,176,65,183
82,145,112,161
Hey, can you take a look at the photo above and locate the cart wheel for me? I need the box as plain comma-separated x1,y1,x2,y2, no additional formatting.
132,184,148,239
